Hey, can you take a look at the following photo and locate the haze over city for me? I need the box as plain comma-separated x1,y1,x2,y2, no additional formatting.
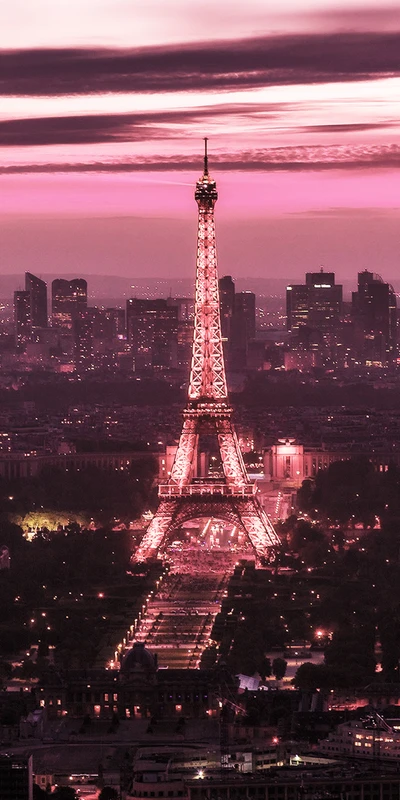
3,0,400,279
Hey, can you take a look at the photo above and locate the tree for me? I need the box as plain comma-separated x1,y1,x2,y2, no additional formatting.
259,656,271,681
33,785,48,799
272,657,287,681
297,480,314,512
293,662,332,691
52,788,78,800
99,788,119,800
0,660,12,687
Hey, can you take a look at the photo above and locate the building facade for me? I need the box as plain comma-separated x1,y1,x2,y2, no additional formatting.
352,271,397,366
287,270,343,335
52,278,88,330
126,299,179,371
14,290,32,351
264,439,397,489
25,272,47,329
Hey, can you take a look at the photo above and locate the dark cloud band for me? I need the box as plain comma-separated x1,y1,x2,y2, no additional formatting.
2,144,400,173
2,31,400,97
0,104,286,146
0,111,393,148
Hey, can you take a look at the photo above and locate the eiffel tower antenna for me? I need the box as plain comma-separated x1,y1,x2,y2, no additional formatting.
133,145,279,563
204,137,209,175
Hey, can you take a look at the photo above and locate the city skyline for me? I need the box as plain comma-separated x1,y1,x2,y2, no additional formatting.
2,1,400,278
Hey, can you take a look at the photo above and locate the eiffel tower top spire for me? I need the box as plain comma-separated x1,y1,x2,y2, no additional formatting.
203,136,209,175
189,142,227,401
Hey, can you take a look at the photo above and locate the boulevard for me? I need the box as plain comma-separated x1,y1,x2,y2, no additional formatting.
125,540,247,669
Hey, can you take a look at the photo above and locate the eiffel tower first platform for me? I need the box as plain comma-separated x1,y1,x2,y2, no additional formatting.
133,141,280,563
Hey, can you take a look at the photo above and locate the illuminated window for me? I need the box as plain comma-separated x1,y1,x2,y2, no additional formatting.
94,705,101,717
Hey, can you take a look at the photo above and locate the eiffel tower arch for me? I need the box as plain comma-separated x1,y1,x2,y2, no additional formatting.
134,141,280,562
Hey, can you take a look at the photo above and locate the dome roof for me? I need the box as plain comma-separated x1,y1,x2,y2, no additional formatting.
120,642,156,675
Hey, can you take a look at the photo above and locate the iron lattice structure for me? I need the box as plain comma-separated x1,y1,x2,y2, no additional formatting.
134,142,280,562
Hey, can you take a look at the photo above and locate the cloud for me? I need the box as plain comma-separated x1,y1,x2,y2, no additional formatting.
0,104,286,146
2,31,400,97
3,144,400,173
299,122,397,134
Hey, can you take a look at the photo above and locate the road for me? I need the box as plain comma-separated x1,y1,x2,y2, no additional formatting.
125,546,243,668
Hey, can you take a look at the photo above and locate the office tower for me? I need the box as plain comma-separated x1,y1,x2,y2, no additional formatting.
230,290,256,369
234,291,256,340
0,753,33,800
73,315,94,373
167,296,194,322
106,307,125,338
167,298,194,371
126,298,178,370
352,270,397,366
219,275,235,340
14,290,32,350
287,269,343,334
52,278,87,330
177,320,193,370
25,272,47,328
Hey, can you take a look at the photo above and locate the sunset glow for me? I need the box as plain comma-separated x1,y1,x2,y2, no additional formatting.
2,0,400,278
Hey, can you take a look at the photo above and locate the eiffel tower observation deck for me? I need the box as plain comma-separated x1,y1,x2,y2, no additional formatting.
133,141,280,563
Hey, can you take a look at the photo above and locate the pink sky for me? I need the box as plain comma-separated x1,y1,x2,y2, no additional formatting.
2,0,400,280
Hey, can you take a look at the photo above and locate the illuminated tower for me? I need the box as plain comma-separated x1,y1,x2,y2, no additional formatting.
134,141,279,562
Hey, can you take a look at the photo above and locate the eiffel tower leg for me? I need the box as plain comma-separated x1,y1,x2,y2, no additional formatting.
133,499,178,562
216,418,248,487
169,416,199,486
234,496,280,559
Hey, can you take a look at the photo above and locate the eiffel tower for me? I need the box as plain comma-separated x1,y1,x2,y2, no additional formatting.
134,141,280,562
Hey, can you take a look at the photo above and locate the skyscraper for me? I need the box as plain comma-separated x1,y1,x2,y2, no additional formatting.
231,290,256,368
126,298,178,370
25,272,47,328
219,275,235,340
14,290,31,351
287,269,343,334
73,315,94,373
52,278,87,330
352,270,397,366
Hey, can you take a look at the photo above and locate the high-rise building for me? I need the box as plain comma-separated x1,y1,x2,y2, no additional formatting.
219,275,235,340
230,290,256,368
73,315,94,373
167,298,194,371
352,270,397,365
0,753,33,800
287,269,343,334
167,297,194,322
105,307,125,339
52,278,87,330
25,272,47,328
14,290,32,351
234,291,256,340
126,298,178,370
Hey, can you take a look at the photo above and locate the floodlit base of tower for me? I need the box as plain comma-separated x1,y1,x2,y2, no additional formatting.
133,491,279,563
